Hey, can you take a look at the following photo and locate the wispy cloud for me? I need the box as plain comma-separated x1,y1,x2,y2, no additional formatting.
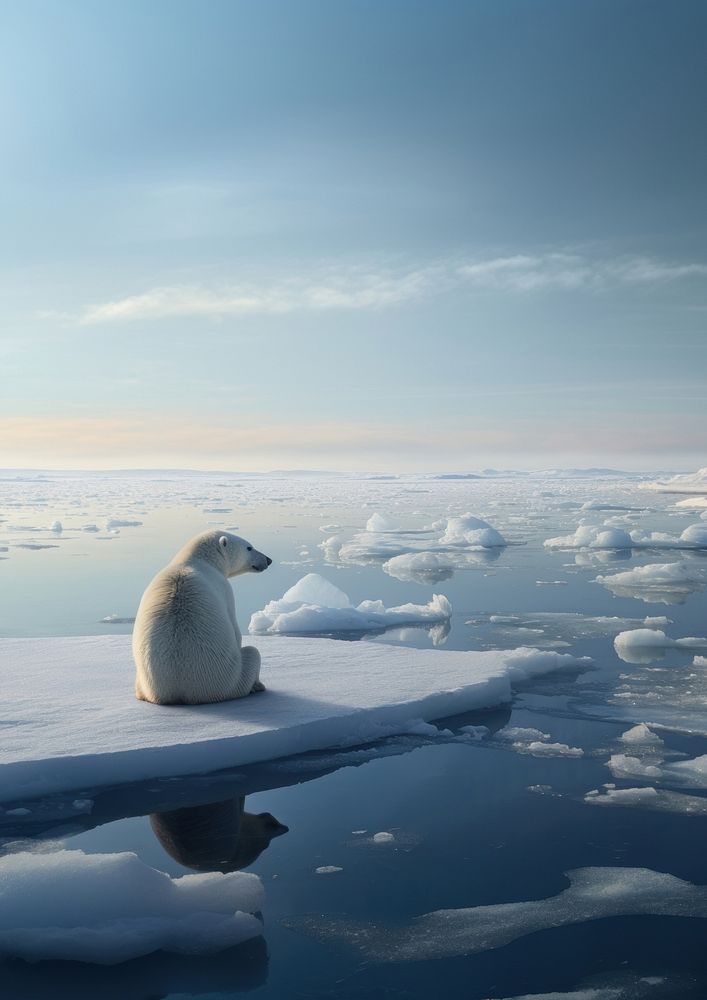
68,252,707,325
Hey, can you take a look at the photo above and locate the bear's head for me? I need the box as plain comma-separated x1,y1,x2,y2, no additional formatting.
217,531,272,577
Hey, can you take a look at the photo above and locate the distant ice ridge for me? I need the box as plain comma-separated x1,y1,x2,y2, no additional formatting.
322,511,507,582
544,521,707,551
0,849,263,964
0,635,590,803
595,561,705,605
284,866,707,962
248,573,451,635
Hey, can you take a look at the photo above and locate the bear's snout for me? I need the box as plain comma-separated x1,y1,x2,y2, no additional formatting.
266,556,272,566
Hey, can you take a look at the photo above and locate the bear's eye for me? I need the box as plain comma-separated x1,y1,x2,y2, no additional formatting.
247,546,253,552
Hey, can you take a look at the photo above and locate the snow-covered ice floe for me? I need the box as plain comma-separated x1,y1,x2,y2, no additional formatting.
248,573,451,636
613,628,707,663
584,785,707,816
0,849,263,964
0,635,590,803
322,512,508,582
595,561,705,605
642,466,707,495
544,522,707,551
284,866,707,962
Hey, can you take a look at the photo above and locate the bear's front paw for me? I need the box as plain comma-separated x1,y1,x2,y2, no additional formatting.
251,679,266,694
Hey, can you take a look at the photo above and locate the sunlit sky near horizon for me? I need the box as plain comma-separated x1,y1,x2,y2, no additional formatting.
2,0,707,472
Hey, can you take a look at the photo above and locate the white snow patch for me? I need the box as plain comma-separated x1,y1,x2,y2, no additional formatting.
0,635,591,803
248,573,452,634
372,832,395,844
0,848,263,964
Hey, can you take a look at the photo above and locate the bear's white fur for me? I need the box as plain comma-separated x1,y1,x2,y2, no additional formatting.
133,529,272,705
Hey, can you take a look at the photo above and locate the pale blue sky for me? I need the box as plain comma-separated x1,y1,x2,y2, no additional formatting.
2,0,706,470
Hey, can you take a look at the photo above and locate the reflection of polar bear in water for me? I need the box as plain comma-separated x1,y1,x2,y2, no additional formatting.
133,529,272,705
150,797,288,872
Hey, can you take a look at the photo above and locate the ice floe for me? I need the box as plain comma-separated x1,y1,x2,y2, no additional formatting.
545,522,707,551
248,573,451,635
608,753,707,789
0,848,263,963
584,785,707,816
595,561,705,605
0,635,590,803
322,511,508,582
284,866,707,962
613,629,707,663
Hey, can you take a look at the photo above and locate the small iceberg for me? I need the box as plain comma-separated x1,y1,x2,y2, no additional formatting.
248,573,452,636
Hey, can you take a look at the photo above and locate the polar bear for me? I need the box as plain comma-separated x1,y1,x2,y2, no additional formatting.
133,529,272,705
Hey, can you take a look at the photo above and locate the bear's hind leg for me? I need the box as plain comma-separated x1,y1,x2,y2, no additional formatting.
232,644,263,698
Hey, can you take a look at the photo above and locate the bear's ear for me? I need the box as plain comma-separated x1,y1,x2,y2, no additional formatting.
219,536,228,549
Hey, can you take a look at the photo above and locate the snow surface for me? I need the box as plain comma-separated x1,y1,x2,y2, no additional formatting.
0,635,589,803
248,573,451,635
285,866,707,962
0,848,263,963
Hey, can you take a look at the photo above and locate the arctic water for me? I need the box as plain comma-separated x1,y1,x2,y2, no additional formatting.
2,470,707,999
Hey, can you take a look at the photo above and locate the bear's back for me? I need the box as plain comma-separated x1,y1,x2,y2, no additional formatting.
133,562,237,698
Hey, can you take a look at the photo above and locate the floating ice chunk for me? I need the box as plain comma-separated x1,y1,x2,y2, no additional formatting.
695,655,707,666
0,635,591,802
279,574,351,610
459,725,490,740
524,741,584,758
645,467,707,494
49,520,63,533
614,629,707,663
676,496,707,509
101,614,136,625
438,514,506,548
372,832,395,844
315,866,343,874
546,522,707,551
619,724,663,746
105,518,143,529
544,524,633,550
596,561,705,605
366,513,402,532
382,552,455,584
609,752,707,789
584,785,707,815
284,866,707,962
248,573,452,635
0,849,263,964
497,727,551,742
